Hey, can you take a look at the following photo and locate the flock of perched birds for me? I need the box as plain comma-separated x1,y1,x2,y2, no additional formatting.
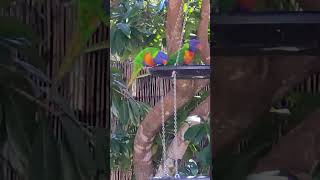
127,39,203,87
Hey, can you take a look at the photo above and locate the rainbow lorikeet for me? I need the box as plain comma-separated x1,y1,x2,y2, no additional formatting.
167,39,202,65
127,48,168,87
127,39,202,87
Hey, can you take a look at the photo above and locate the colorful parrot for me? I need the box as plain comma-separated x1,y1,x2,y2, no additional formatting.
127,39,202,87
127,48,168,87
167,39,202,65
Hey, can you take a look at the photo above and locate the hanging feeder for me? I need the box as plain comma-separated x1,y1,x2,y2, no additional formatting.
213,11,320,55
147,0,211,179
149,65,210,79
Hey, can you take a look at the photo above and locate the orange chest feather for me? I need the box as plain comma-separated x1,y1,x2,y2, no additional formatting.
143,52,156,66
183,50,194,64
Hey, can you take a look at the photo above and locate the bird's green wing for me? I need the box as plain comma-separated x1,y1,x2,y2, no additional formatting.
127,47,159,87
193,52,204,64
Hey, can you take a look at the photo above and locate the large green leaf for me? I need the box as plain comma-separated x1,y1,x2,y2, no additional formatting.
93,128,108,171
0,65,38,98
0,46,12,66
57,0,105,80
0,17,43,70
60,116,96,179
184,124,207,144
196,145,211,168
28,118,62,180
3,95,33,174
60,139,83,180
1,140,26,174
0,17,38,42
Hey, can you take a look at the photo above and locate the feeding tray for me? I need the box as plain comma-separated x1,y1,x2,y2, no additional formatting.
212,11,320,56
150,176,210,180
148,65,210,79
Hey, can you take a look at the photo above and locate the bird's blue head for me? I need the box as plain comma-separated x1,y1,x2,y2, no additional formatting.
153,51,168,65
189,39,202,52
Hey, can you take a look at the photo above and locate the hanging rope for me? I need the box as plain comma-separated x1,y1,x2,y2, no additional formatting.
160,77,168,176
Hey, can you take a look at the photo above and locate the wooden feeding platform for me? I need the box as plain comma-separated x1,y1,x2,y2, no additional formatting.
148,65,211,79
212,11,320,56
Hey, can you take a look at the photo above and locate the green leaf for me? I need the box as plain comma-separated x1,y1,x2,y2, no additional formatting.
0,65,35,95
127,100,134,125
196,145,211,167
60,139,82,180
0,46,11,66
0,17,43,70
4,95,32,174
28,118,62,180
121,100,129,126
127,6,140,20
60,116,96,179
1,140,26,174
184,124,207,144
93,128,108,171
50,90,77,121
117,23,131,38
0,17,39,43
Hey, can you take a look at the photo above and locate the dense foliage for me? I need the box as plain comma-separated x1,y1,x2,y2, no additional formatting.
110,0,203,60
0,0,108,179
110,67,151,170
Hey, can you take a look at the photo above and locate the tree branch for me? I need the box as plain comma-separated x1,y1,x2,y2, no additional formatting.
212,56,320,156
155,96,210,177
